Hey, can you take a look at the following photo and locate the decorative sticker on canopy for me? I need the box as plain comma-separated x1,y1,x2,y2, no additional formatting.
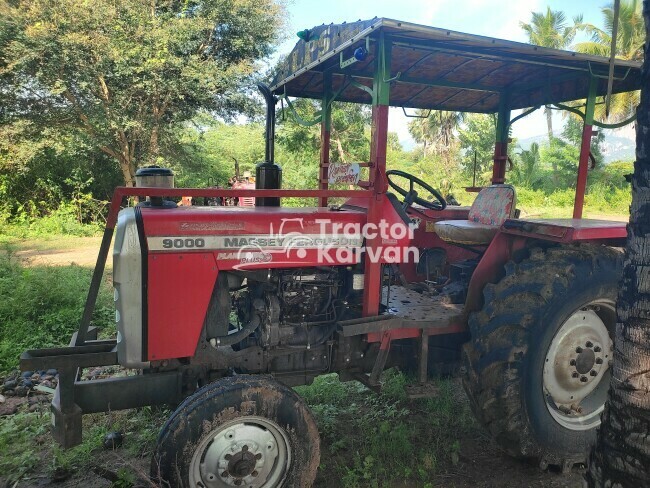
272,19,377,87
328,162,361,185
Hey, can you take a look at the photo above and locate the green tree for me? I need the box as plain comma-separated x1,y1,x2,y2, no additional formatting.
586,1,650,485
458,114,497,183
539,137,580,188
520,7,582,140
408,111,464,154
172,116,265,188
511,142,541,188
575,0,644,122
407,110,464,180
0,0,284,185
562,116,605,169
519,7,582,141
276,99,371,188
0,122,122,220
576,0,644,60
278,100,371,161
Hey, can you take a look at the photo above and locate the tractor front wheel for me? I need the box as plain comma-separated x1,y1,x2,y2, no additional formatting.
152,375,320,487
462,245,621,468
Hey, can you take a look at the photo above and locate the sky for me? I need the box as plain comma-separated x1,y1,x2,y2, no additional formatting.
270,0,630,146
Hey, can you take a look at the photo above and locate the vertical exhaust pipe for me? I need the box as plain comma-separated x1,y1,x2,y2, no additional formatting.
255,83,282,206
258,83,276,164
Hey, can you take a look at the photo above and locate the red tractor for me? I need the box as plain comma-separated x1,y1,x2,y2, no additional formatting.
22,18,641,487
193,159,256,207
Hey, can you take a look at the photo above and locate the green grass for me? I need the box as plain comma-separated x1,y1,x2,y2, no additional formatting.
0,411,51,482
0,407,169,484
516,185,630,219
0,250,114,372
297,371,475,487
0,248,171,484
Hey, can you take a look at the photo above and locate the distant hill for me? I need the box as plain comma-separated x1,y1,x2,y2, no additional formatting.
600,133,636,163
516,132,635,164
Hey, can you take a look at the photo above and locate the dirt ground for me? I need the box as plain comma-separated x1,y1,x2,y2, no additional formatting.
8,236,107,268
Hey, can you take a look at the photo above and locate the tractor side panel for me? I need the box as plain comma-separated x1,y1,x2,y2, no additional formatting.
147,252,218,361
464,232,527,315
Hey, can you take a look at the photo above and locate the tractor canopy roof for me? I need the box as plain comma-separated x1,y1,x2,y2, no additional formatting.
270,18,642,113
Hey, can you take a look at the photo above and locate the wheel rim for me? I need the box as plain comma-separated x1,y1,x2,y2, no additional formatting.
189,416,291,488
543,301,614,431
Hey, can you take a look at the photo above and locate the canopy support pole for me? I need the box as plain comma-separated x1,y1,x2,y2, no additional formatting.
573,76,598,219
491,94,511,184
363,33,391,317
319,72,333,207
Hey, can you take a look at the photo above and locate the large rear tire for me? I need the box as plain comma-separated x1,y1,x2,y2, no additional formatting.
152,375,320,487
462,245,622,468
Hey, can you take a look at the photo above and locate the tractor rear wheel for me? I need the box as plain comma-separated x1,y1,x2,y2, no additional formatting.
462,245,622,468
152,375,320,488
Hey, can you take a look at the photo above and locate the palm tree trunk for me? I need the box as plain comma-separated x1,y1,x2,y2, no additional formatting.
545,105,554,140
544,106,559,180
586,2,650,486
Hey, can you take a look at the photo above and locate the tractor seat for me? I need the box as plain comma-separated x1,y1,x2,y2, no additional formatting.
434,185,516,246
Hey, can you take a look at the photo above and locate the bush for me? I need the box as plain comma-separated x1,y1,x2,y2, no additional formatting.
0,203,101,239
0,251,113,372
515,187,546,208
589,161,633,190
29,202,99,237
546,188,576,208
516,176,632,215
585,184,631,215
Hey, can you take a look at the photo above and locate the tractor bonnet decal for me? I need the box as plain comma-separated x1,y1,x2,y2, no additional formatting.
146,216,419,269
146,234,363,251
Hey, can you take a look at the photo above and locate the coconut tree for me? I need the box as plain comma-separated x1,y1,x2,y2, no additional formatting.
576,0,644,122
520,7,583,140
586,1,650,486
576,0,644,60
408,110,465,175
408,110,465,154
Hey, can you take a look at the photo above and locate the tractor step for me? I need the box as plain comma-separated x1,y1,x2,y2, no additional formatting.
338,288,463,338
383,286,462,324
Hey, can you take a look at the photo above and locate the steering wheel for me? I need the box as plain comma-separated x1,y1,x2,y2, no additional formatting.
385,170,447,211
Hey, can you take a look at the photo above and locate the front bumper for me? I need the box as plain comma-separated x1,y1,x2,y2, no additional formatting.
20,330,182,448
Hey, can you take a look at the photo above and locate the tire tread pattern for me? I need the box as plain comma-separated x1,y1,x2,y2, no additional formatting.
462,245,622,466
152,375,320,487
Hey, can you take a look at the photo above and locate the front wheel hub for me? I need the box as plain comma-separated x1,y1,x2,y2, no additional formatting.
543,306,613,431
190,417,291,488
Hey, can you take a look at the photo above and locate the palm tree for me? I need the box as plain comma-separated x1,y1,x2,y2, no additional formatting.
408,113,433,153
520,8,582,139
512,142,540,187
575,0,644,123
407,110,465,154
408,110,465,175
586,1,650,486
